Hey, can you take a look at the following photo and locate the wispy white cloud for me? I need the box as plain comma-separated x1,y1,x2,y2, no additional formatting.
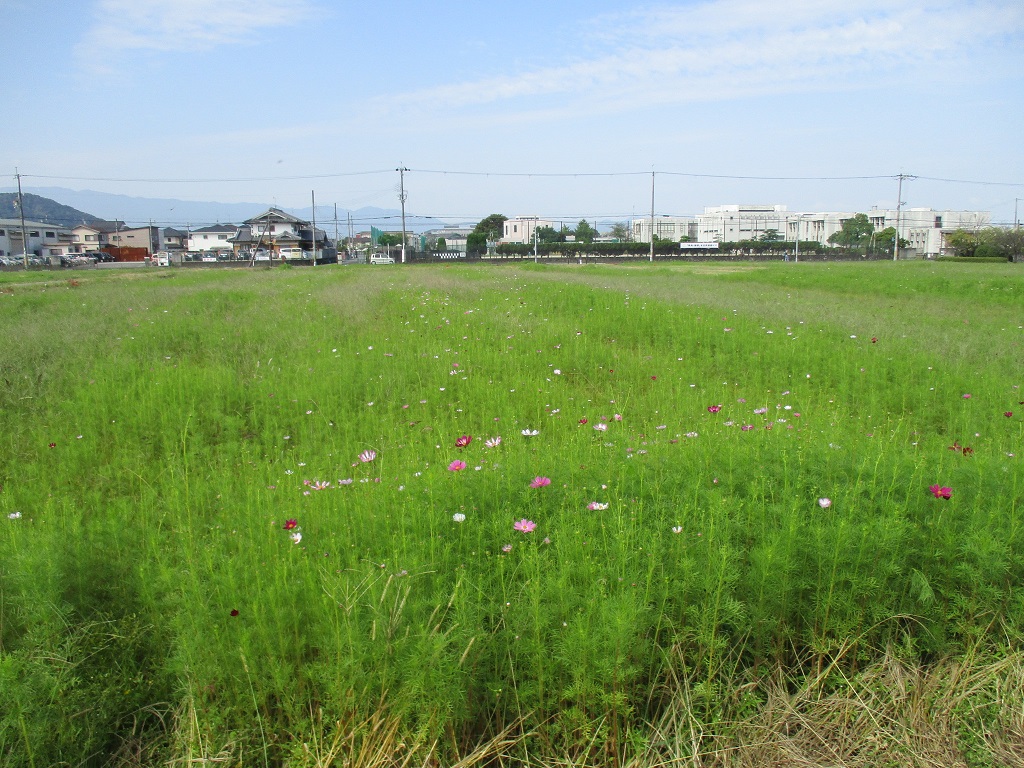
383,0,1023,119
77,0,316,60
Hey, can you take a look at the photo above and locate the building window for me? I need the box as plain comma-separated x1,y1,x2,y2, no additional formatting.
218,234,227,240
46,231,55,237
29,231,39,237
935,216,942,228
0,229,5,235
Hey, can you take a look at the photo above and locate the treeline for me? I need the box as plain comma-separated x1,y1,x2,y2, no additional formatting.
945,227,1023,261
490,239,836,257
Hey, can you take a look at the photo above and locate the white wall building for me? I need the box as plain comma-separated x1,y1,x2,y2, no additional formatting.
632,216,697,243
866,208,990,256
188,224,238,252
696,205,791,242
0,219,73,258
502,216,556,244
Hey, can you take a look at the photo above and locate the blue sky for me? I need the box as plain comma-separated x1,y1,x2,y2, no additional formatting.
3,0,1023,225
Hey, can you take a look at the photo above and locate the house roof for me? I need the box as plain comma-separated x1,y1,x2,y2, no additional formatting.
163,228,187,237
73,220,126,234
243,207,308,226
191,224,239,234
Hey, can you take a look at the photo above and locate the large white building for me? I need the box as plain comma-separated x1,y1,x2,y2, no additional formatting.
697,205,791,242
632,216,697,243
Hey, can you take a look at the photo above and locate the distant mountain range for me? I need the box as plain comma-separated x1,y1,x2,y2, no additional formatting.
0,186,453,233
0,192,102,227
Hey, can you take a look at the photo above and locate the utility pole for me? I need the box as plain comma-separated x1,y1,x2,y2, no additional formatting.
334,203,339,258
893,173,915,261
533,217,538,262
311,191,318,266
1015,198,1020,231
15,169,29,268
649,170,655,263
397,166,409,264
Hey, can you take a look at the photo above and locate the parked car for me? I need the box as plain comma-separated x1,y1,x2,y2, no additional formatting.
370,254,395,265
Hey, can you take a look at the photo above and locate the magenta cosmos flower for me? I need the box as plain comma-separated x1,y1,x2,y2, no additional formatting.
448,460,467,471
929,484,952,500
707,405,722,413
455,435,472,448
283,519,298,530
513,519,537,533
529,476,551,488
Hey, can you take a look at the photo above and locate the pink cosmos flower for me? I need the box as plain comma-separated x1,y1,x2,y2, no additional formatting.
530,476,551,488
448,460,467,471
613,414,623,421
455,435,472,448
707,405,722,413
962,393,972,400
587,502,608,511
485,436,502,448
593,423,608,432
741,425,754,431
358,449,377,463
818,498,832,509
502,543,513,552
311,480,331,491
283,519,298,530
513,519,537,533
929,484,952,500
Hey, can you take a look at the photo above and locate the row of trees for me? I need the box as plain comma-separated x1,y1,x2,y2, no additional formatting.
826,213,907,257
466,214,635,251
946,227,1023,261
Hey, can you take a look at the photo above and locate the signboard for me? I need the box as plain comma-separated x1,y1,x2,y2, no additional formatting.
680,242,720,249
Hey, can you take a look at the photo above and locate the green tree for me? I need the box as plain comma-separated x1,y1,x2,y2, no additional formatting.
573,219,598,244
828,213,874,248
870,227,909,257
434,237,447,252
759,229,782,243
609,222,632,242
377,233,402,248
466,232,487,253
472,214,507,240
946,229,979,257
988,227,1024,261
536,225,564,244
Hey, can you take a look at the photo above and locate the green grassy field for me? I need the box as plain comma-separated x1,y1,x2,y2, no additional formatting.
1,261,1022,767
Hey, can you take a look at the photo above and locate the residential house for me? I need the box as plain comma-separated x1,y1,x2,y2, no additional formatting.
231,208,334,259
71,221,127,253
187,224,239,254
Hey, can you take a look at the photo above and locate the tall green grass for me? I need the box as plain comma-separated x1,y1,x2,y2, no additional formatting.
1,262,1021,765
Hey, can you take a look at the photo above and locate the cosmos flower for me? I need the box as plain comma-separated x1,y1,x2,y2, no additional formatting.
283,519,298,530
818,498,832,509
1006,412,1014,418
530,476,551,488
310,480,331,491
929,484,952,500
513,519,537,533
452,513,466,522
230,609,239,617
579,418,588,425
671,526,683,534
593,423,608,432
485,436,502,448
448,460,467,471
358,449,377,463
521,429,539,436
502,543,513,553
707,405,722,413
455,435,472,448
587,502,608,511
290,531,303,544
7,511,21,520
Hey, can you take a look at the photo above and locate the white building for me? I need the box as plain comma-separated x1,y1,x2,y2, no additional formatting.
502,216,556,244
697,205,791,242
187,224,238,253
0,219,73,258
632,216,697,243
866,208,990,256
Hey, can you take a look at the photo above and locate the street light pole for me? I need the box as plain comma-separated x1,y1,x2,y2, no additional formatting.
15,169,29,269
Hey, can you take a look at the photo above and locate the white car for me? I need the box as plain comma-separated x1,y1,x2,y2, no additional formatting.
369,254,395,265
